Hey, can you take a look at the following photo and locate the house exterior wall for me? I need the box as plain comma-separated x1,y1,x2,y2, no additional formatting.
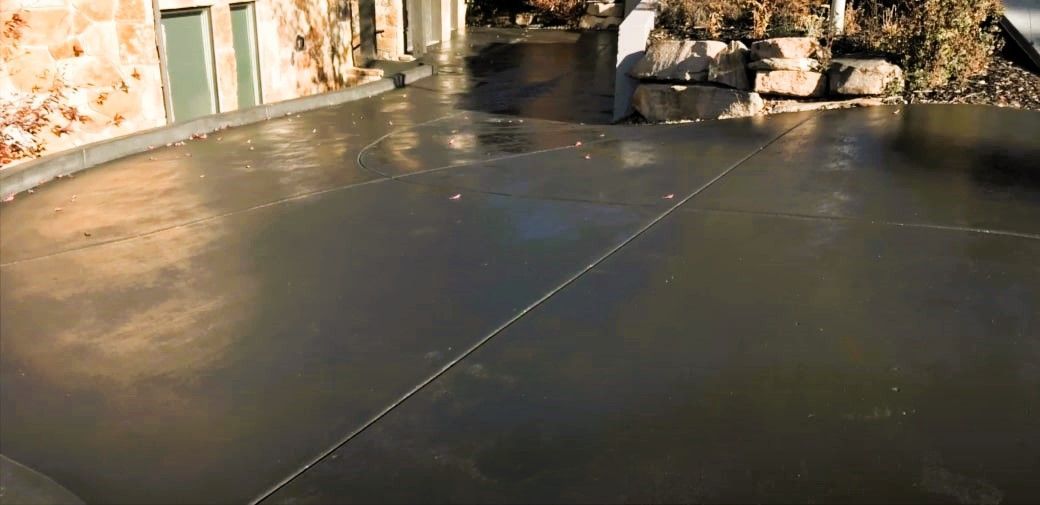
374,0,403,60
1,0,167,159
2,0,454,167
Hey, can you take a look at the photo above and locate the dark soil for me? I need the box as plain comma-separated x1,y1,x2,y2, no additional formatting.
907,54,1040,111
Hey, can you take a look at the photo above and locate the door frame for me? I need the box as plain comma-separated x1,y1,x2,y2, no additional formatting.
157,7,221,122
230,1,263,108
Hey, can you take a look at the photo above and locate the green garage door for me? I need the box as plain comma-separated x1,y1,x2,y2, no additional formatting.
230,3,261,109
161,9,218,122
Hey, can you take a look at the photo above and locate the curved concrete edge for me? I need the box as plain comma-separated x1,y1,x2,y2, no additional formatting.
0,64,435,199
0,455,84,505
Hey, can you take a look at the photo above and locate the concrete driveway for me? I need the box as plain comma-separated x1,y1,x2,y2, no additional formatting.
1,28,1038,504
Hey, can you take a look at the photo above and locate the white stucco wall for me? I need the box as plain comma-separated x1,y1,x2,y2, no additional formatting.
1004,0,1039,64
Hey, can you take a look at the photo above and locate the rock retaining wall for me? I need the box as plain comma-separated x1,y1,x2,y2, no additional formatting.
630,36,904,121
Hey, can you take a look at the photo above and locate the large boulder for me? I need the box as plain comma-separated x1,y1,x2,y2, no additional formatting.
750,37,819,60
708,41,750,90
748,57,820,72
828,58,904,96
587,2,623,17
630,40,728,82
579,15,621,30
754,70,827,97
633,84,764,122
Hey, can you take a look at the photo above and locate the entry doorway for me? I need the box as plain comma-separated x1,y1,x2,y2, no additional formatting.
160,9,219,122
230,2,262,109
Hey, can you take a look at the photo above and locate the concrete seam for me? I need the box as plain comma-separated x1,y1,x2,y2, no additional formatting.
0,177,391,268
684,207,1040,241
249,114,813,505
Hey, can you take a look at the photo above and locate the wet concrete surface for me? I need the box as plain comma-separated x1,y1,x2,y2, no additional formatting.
2,28,1039,504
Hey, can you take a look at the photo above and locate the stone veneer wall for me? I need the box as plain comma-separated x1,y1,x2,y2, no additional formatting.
2,0,417,165
374,0,404,60
1,0,167,159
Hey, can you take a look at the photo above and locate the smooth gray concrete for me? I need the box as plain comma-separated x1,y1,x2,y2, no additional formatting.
0,456,83,505
1,28,1038,505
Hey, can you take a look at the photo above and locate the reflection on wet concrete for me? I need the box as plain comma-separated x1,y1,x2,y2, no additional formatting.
1,27,1039,505
270,211,1040,504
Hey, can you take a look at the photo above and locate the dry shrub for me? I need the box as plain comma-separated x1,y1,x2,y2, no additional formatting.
527,0,585,19
658,0,818,39
658,0,740,38
659,0,1004,91
849,0,1003,89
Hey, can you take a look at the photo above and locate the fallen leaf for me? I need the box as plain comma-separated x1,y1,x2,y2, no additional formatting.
662,194,675,200
449,193,462,200
83,232,91,237
583,154,591,160
575,141,582,147
54,207,63,212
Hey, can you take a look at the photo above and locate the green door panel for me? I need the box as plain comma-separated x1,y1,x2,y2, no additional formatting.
161,10,217,122
230,4,261,109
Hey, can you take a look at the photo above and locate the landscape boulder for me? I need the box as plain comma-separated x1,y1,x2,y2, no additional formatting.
587,1,623,17
708,41,750,90
828,58,904,95
750,37,819,60
747,57,820,72
754,70,827,97
579,14,621,30
630,40,728,82
633,84,764,122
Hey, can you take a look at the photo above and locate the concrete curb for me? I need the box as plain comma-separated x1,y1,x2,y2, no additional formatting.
1,64,434,199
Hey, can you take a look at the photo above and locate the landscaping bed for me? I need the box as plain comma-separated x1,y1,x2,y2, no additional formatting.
645,0,1039,120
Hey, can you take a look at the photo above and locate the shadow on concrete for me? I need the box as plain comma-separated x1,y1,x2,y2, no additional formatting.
454,31,617,124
